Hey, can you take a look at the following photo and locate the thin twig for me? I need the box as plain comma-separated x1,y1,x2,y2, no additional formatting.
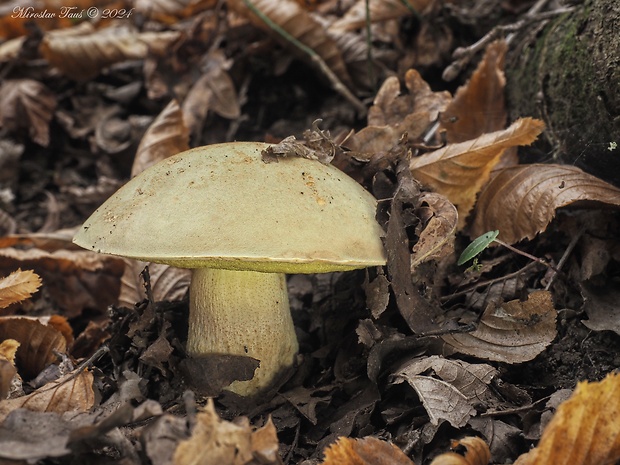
545,224,586,290
494,238,561,273
241,0,367,115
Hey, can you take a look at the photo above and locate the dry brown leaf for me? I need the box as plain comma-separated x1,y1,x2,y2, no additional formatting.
440,41,507,144
119,260,191,308
0,317,67,379
430,437,491,465
40,25,181,81
0,79,57,146
173,399,282,465
411,193,457,268
133,99,190,177
320,436,414,465
0,269,42,309
345,69,451,158
441,290,557,363
0,369,95,423
410,117,545,229
0,339,19,399
330,0,435,32
470,164,620,244
228,0,352,87
514,372,620,465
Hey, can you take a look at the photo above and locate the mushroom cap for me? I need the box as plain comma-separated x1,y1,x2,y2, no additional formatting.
73,142,386,273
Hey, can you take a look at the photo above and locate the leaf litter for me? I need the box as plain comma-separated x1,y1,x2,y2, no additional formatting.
1,1,620,464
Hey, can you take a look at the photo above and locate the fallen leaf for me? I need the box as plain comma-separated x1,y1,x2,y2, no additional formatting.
330,0,435,32
580,284,620,336
430,437,491,465
119,260,191,308
320,436,414,465
514,372,620,465
0,369,95,423
411,193,457,268
441,290,557,363
470,164,620,244
410,118,545,229
0,339,19,399
0,269,42,309
173,399,282,465
0,79,57,146
40,24,181,81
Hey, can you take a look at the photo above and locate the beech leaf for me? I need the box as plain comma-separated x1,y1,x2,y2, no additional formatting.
411,193,458,268
410,117,545,229
0,269,42,309
470,164,620,244
430,437,491,465
514,372,620,465
320,436,414,465
119,260,191,308
441,290,557,363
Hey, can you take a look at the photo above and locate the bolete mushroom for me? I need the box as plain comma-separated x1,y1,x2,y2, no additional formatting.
73,142,386,396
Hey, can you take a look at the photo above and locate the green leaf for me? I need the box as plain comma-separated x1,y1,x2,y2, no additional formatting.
458,230,499,266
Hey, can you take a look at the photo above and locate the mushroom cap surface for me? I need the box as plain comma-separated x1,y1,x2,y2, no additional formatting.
73,142,386,273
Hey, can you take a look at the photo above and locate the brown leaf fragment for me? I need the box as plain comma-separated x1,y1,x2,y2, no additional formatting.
330,0,435,32
179,355,259,397
0,79,56,146
0,339,19,400
320,436,414,465
440,41,508,144
0,369,95,423
430,437,490,465
363,271,390,319
470,164,620,244
173,399,282,465
0,318,66,380
411,193,457,268
410,117,545,229
0,269,41,309
119,260,190,308
514,372,620,465
581,284,620,336
441,290,557,363
133,99,190,177
40,25,181,81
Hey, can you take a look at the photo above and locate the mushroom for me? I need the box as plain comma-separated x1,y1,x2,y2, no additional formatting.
73,142,386,396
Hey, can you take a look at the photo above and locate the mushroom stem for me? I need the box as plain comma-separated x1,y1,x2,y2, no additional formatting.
187,268,298,396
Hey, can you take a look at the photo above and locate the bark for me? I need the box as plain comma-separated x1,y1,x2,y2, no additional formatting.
506,0,620,185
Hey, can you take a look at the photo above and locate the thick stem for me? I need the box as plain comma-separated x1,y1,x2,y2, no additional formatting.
187,268,298,396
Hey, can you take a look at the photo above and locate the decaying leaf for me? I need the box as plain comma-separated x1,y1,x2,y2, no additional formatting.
0,269,42,309
440,41,508,144
320,436,414,465
470,164,620,244
345,69,451,158
0,339,19,399
429,437,491,465
173,399,282,465
0,79,57,146
410,117,545,228
330,0,436,32
119,260,191,308
40,24,181,81
411,193,457,268
0,369,95,423
514,372,620,465
441,290,557,363
133,99,190,177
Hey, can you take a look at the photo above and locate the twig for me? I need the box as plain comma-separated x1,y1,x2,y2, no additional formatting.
544,224,585,290
241,0,367,116
493,238,561,273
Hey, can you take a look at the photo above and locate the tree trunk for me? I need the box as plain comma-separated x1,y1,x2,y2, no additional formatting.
506,0,620,185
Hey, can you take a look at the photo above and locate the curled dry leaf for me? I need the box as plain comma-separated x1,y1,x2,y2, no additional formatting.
0,269,42,309
133,99,190,177
0,79,57,146
0,369,95,423
173,399,282,465
441,290,557,364
0,317,67,380
40,25,181,81
411,193,457,268
514,372,620,465
470,164,620,244
345,69,451,158
430,437,491,465
410,117,545,229
119,260,191,308
320,436,414,465
228,0,353,88
330,0,435,32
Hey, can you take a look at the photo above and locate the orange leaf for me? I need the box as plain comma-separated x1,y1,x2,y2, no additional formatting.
321,436,414,465
0,269,42,309
470,164,620,244
514,372,620,465
410,117,544,229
